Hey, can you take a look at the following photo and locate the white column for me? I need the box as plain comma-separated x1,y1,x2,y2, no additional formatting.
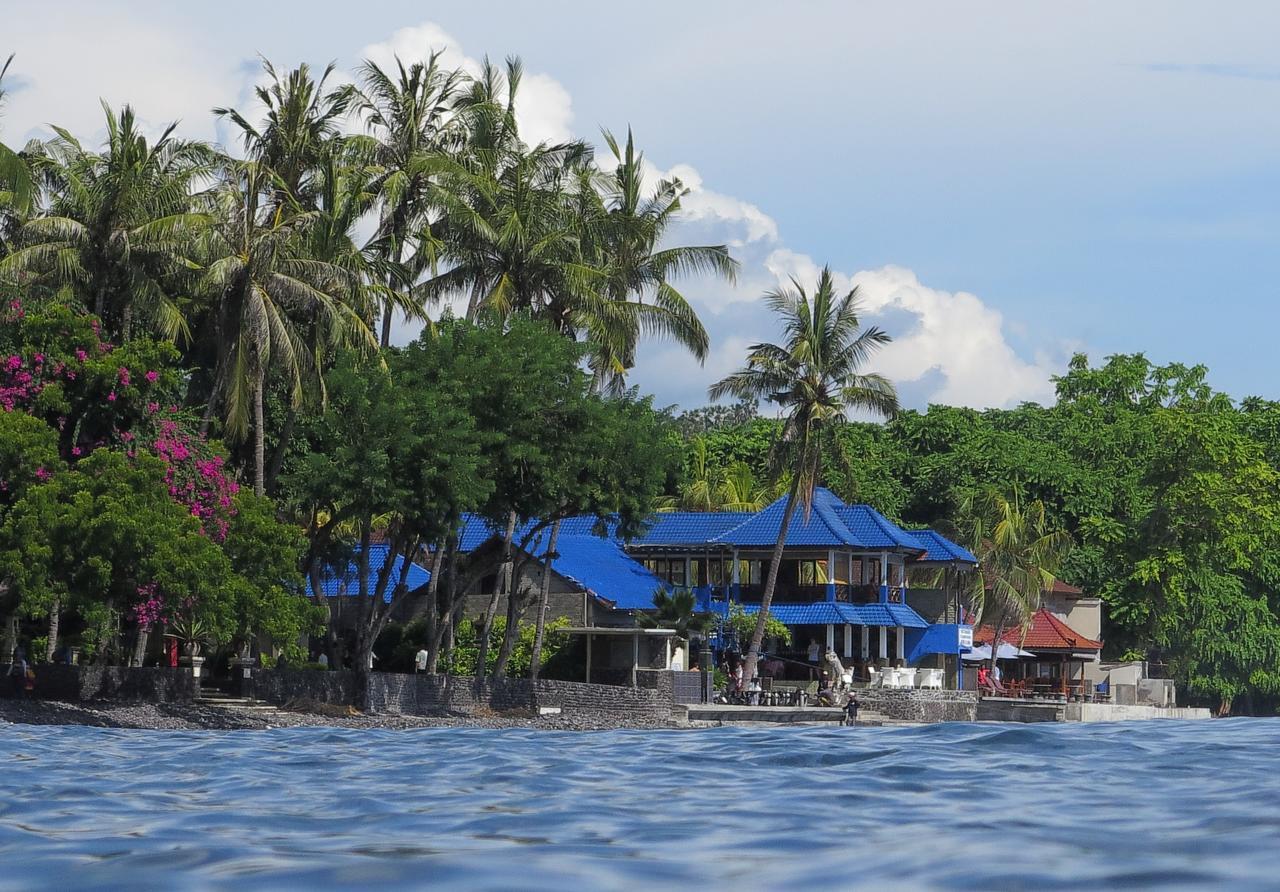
843,625,853,658
880,552,889,583
825,623,835,650
895,626,905,662
878,626,888,660
631,632,639,687
827,549,836,583
861,626,870,660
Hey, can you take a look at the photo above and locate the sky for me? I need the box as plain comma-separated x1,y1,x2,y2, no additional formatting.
3,1,1279,412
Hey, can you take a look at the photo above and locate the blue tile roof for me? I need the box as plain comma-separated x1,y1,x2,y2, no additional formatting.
628,511,753,547
304,544,431,603
736,602,850,625
844,602,930,629
712,487,862,547
524,532,668,611
909,529,978,565
709,488,925,553
835,504,927,551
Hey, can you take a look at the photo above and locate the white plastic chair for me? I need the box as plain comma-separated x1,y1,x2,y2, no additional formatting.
902,668,920,689
885,667,903,689
868,667,882,689
922,668,943,690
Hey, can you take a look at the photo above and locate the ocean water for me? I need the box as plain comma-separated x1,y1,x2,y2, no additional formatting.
0,719,1276,890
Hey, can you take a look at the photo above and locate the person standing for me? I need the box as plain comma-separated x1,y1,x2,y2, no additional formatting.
8,648,28,700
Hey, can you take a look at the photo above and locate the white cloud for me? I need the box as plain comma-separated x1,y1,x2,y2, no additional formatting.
756,254,1061,408
3,9,239,145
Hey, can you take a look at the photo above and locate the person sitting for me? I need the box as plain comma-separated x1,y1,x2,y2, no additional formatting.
815,670,839,707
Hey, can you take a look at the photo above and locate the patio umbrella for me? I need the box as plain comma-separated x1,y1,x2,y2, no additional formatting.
962,642,1033,661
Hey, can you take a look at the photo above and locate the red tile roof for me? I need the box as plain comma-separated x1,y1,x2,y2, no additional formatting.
974,607,1102,652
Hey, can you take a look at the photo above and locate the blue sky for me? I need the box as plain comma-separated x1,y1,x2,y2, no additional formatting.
5,1,1279,410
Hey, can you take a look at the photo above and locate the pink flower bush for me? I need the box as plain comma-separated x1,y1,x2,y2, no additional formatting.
132,583,166,629
150,419,239,542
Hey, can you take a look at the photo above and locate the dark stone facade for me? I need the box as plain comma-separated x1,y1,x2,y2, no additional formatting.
856,689,977,722
18,666,198,703
254,669,359,706
366,673,674,722
975,698,1064,723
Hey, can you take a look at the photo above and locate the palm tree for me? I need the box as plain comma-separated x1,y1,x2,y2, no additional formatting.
214,59,350,214
194,165,375,495
583,129,736,392
2,104,216,341
710,267,899,681
340,53,465,346
417,58,596,327
657,438,783,512
0,54,33,231
960,486,1073,676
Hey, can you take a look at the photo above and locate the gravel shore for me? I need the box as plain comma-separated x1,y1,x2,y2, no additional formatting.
0,699,680,732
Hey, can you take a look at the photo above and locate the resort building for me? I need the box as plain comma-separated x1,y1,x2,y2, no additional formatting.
455,487,978,684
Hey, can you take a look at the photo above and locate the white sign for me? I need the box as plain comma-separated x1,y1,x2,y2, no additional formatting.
958,625,974,648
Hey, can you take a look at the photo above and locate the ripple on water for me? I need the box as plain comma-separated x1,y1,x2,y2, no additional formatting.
0,719,1278,889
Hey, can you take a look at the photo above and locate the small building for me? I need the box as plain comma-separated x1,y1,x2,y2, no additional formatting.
974,607,1103,696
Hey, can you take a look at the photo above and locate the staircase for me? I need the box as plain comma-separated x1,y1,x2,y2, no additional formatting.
196,684,279,713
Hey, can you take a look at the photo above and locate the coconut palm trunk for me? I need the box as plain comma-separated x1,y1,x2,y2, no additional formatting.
744,475,801,683
528,519,562,681
45,600,60,663
252,363,266,496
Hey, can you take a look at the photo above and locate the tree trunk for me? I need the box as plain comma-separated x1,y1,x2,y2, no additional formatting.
120,300,133,343
252,363,266,496
132,627,149,667
492,572,526,679
988,618,1005,677
423,540,446,672
744,475,802,683
2,610,16,663
264,405,296,494
46,599,60,663
477,512,517,677
380,301,395,348
529,520,561,681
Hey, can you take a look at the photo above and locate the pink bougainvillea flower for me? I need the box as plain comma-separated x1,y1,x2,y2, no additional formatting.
145,370,158,383
35,467,49,481
74,348,88,363
107,392,117,402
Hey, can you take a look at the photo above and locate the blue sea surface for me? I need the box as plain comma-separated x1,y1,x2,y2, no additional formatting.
0,719,1277,889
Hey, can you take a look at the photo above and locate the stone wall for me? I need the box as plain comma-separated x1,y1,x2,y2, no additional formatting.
366,673,674,722
255,669,359,706
19,666,197,703
976,698,1064,722
1063,702,1212,722
856,688,977,722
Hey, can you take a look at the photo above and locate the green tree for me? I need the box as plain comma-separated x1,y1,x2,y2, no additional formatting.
3,104,216,341
341,53,464,346
960,486,1073,674
710,267,898,680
